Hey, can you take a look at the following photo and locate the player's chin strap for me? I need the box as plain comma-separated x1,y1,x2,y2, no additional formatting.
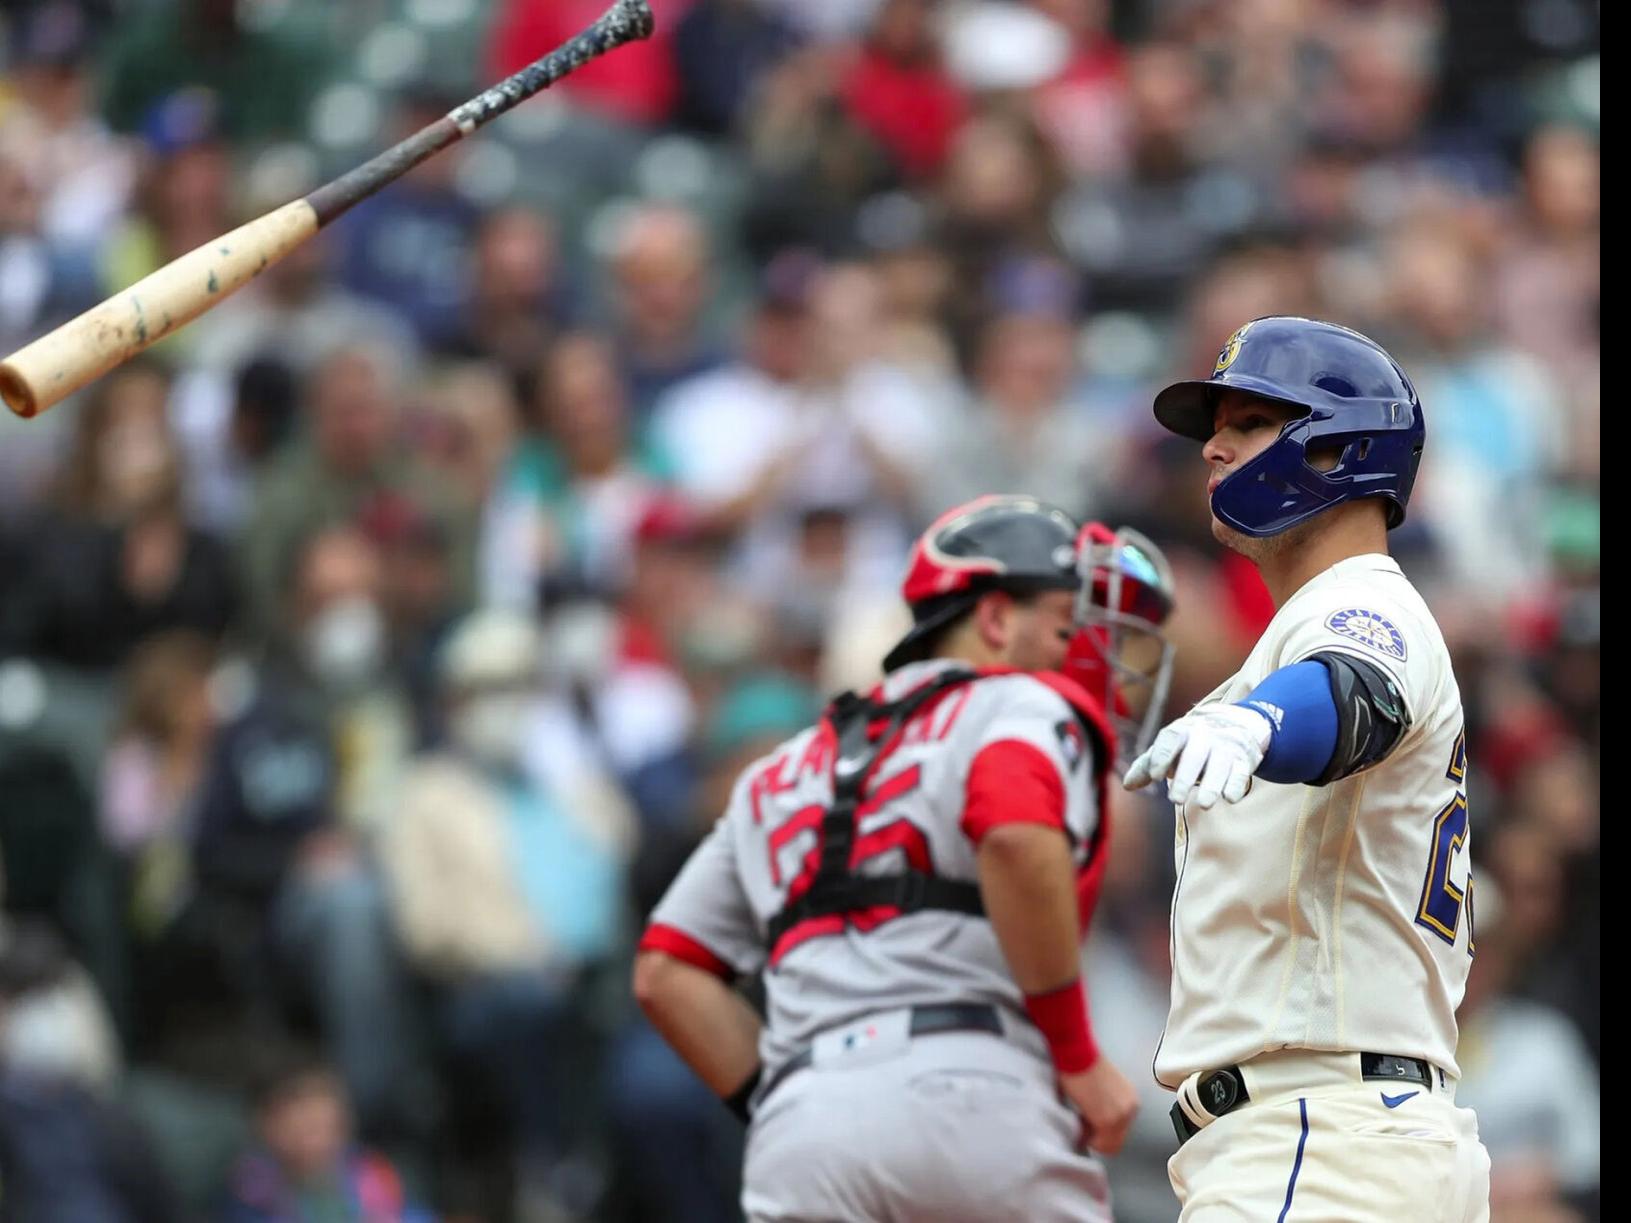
765,669,986,953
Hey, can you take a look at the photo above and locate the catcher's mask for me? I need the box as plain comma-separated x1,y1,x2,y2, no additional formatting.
1065,523,1176,768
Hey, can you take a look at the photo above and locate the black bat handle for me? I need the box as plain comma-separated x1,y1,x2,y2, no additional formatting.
449,0,655,134
306,0,654,227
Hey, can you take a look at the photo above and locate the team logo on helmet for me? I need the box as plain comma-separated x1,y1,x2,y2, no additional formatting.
1213,321,1255,374
1325,608,1408,661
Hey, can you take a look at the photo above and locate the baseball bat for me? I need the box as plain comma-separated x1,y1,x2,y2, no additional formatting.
0,0,655,420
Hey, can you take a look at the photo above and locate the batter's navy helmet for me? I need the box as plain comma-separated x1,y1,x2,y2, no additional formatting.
1153,316,1425,538
883,495,1082,672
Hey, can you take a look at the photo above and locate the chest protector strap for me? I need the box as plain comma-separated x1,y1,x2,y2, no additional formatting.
766,669,985,949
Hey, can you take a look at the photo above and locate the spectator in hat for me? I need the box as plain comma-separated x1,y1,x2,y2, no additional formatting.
503,495,736,835
0,0,136,248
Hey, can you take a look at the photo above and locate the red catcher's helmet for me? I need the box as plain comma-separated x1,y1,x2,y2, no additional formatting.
883,495,1083,673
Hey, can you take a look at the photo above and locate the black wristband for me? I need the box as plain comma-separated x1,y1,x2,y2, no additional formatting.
724,1066,762,1123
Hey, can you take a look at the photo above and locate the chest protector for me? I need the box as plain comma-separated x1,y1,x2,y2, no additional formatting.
765,668,1115,953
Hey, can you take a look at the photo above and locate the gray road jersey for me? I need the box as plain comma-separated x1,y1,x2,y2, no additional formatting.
649,659,1100,1071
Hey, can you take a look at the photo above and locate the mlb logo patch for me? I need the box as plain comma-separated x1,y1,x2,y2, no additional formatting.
813,1010,912,1068
842,1025,880,1052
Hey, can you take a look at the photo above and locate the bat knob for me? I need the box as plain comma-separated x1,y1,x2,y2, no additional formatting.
615,0,656,40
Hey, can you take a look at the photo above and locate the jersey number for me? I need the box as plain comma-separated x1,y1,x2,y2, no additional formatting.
1414,728,1474,956
766,766,926,904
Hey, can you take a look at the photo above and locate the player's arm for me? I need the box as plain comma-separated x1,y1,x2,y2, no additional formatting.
633,945,762,1111
1125,651,1411,807
632,803,768,1120
977,822,1097,1058
965,733,1138,1153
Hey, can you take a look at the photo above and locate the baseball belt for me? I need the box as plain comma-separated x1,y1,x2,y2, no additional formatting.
758,1003,1004,1107
1171,1051,1439,1146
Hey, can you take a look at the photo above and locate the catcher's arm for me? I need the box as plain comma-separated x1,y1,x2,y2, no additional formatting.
977,821,1140,1154
634,951,762,1108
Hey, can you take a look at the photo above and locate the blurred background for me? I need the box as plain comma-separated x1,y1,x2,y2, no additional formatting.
0,0,1598,1220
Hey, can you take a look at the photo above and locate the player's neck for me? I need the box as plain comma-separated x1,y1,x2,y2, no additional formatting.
1255,509,1391,608
934,644,1002,670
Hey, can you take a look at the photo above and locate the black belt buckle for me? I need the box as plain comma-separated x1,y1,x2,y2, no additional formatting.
1360,1052,1431,1090
1170,1067,1249,1147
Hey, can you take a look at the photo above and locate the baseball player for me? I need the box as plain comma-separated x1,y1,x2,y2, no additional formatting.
1124,317,1492,1220
633,494,1176,1223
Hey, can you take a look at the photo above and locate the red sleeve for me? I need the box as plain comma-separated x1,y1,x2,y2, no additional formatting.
961,739,1066,846
637,922,734,980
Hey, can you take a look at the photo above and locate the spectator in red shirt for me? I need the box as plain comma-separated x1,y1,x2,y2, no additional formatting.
486,0,692,128
840,0,968,181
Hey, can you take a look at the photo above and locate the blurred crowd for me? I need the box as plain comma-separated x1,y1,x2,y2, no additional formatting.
0,0,1598,1220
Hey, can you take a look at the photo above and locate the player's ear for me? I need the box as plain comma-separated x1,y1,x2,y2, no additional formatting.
973,590,1016,656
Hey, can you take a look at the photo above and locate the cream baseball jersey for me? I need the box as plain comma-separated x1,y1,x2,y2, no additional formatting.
645,660,1108,1071
1155,554,1474,1086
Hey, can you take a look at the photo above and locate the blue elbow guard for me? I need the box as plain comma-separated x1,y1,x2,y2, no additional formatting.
1235,661,1339,784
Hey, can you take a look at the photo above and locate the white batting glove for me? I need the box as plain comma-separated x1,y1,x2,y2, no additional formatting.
1122,704,1274,810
